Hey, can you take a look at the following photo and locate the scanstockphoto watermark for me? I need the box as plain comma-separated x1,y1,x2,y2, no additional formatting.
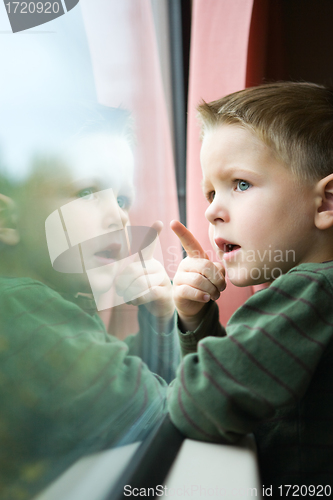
165,245,296,277
124,484,259,497
226,263,284,282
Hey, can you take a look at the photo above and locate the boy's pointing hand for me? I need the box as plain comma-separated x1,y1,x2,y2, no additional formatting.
170,220,225,332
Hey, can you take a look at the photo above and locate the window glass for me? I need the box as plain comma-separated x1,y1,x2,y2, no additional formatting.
0,2,181,498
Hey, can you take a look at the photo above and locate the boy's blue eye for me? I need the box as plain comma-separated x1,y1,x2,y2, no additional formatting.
236,180,251,192
117,196,130,210
77,187,97,200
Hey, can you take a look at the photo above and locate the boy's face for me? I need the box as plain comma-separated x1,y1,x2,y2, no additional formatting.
17,133,135,294
202,125,319,286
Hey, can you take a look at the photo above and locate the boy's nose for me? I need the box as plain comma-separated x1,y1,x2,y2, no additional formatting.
103,201,129,231
205,197,229,224
98,189,129,231
118,206,129,228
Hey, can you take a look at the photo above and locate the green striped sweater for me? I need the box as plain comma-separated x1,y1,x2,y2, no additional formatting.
168,262,333,492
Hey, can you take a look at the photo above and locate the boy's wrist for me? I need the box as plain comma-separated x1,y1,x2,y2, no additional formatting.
178,302,211,333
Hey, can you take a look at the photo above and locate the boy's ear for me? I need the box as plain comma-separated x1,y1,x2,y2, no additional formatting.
314,174,333,230
0,194,20,246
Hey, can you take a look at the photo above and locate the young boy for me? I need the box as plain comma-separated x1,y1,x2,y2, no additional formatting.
168,82,333,494
0,108,178,499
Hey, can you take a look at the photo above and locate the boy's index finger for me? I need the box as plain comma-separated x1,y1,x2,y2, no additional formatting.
170,220,210,260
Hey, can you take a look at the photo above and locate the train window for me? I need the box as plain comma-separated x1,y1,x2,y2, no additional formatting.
0,2,182,498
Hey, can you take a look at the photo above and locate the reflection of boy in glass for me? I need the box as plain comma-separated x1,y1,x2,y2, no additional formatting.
0,109,178,499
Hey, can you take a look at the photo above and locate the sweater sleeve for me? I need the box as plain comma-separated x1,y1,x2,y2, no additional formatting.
176,300,226,357
167,267,333,444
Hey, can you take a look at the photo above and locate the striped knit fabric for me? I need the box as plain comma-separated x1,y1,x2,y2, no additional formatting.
168,262,333,494
0,277,178,499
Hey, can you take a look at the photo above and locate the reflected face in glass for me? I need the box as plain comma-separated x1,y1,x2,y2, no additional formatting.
17,133,135,294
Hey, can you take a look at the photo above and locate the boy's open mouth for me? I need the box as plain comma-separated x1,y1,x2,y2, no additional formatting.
224,243,241,253
214,238,240,254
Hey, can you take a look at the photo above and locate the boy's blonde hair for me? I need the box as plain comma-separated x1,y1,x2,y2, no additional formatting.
197,82,333,182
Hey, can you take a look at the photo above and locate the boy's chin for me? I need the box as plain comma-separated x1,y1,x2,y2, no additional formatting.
225,268,273,287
